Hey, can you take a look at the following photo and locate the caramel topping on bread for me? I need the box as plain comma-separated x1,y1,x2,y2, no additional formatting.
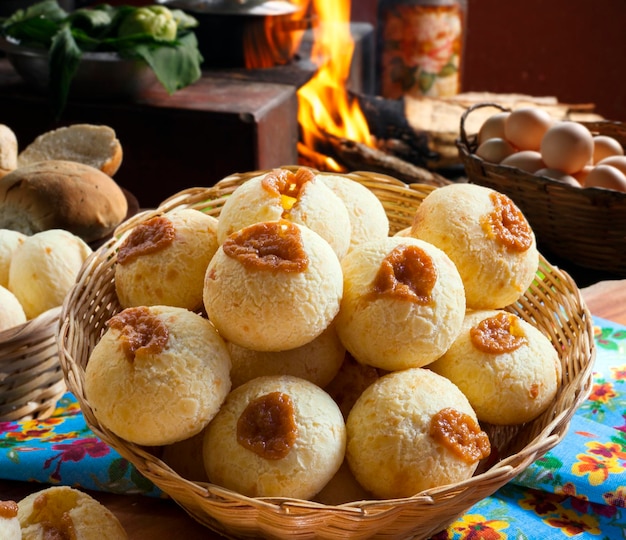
370,244,436,304
482,192,533,252
222,221,309,273
237,391,298,460
117,215,176,264
0,500,18,519
470,312,528,354
262,167,316,215
107,307,169,361
429,407,491,464
32,489,79,540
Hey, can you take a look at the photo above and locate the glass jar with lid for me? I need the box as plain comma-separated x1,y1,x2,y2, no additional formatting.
376,0,467,99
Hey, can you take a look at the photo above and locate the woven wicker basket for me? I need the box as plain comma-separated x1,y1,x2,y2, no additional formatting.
457,102,626,276
58,169,595,540
0,305,65,421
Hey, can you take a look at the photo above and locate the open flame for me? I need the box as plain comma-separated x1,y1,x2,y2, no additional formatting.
243,0,374,171
295,0,373,170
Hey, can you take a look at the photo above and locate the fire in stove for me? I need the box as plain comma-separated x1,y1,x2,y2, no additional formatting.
170,0,448,186
288,0,449,185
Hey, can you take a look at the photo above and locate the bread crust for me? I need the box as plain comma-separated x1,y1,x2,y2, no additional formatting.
0,160,128,242
17,124,123,176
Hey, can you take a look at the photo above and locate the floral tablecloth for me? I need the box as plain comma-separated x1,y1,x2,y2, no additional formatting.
1,316,625,539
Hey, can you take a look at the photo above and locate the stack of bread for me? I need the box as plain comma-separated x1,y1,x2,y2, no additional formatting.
82,166,562,504
1,486,127,540
0,123,130,332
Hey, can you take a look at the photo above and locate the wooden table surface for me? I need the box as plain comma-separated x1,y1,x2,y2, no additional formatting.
2,279,625,539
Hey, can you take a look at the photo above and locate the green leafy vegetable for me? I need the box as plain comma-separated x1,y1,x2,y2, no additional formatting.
117,5,177,41
0,0,203,117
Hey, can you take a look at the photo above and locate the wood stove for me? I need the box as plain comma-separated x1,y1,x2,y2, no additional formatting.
0,0,375,207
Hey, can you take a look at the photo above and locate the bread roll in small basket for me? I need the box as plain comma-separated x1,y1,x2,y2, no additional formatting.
0,306,65,421
58,169,595,540
457,101,626,276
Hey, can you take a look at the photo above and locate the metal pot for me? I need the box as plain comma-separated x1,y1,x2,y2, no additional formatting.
161,0,311,69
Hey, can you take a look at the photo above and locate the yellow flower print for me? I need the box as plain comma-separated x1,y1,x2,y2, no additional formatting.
572,441,626,486
450,513,509,539
545,508,601,537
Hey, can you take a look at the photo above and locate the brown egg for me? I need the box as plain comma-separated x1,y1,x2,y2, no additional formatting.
593,135,624,164
500,150,545,173
475,137,517,163
540,121,594,174
478,112,510,144
597,155,626,176
573,165,594,186
504,107,553,151
535,168,581,187
584,164,626,192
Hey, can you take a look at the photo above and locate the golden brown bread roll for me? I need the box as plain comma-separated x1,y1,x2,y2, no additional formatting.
410,183,539,309
17,124,123,177
0,160,128,242
114,209,219,311
429,309,561,425
335,235,466,371
203,375,346,499
204,220,343,352
346,368,490,499
85,305,232,446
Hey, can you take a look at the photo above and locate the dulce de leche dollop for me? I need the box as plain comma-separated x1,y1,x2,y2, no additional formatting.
222,220,309,273
237,391,298,460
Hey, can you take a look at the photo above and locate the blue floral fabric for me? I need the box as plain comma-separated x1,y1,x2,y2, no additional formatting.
1,316,625,539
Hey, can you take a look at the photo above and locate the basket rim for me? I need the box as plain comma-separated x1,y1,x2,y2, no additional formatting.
0,305,62,345
57,170,597,537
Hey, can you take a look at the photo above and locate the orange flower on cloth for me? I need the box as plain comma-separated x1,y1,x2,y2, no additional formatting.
572,441,626,486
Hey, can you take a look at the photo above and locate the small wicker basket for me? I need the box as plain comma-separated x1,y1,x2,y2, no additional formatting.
0,306,66,421
457,102,626,276
58,169,595,540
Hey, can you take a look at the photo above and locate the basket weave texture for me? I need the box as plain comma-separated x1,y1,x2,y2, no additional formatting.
58,169,596,540
456,102,626,276
0,306,65,421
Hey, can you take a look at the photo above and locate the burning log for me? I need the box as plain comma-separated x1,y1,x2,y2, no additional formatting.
321,132,451,187
353,92,437,169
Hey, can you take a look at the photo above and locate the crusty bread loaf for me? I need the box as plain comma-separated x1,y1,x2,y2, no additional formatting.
0,160,128,242
0,124,18,178
17,124,123,176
